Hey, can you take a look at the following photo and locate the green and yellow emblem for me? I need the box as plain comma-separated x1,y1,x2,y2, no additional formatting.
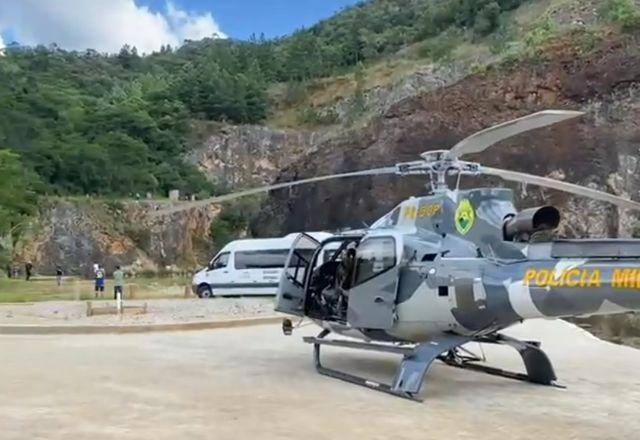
455,199,475,235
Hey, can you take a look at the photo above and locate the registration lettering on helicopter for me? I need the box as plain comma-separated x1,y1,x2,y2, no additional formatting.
404,204,442,219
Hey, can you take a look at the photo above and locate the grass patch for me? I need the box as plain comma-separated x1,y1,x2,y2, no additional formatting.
418,28,466,62
0,276,192,303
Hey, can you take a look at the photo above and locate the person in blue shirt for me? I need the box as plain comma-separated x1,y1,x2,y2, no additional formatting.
94,265,105,298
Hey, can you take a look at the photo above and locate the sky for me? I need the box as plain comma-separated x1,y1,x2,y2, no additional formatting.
0,0,361,53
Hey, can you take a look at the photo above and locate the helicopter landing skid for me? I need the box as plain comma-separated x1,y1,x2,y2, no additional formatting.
438,333,564,389
303,330,563,401
303,330,470,402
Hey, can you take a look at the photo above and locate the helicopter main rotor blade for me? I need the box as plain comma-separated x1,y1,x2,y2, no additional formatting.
448,110,584,159
152,166,397,216
481,166,640,211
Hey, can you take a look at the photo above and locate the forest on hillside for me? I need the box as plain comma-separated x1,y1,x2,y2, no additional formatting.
0,0,531,193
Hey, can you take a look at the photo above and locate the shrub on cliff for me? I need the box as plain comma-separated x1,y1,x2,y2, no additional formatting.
209,197,263,251
601,0,640,31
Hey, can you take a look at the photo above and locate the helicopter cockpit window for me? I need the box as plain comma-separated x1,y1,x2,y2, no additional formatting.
354,237,396,285
389,207,401,226
323,249,338,263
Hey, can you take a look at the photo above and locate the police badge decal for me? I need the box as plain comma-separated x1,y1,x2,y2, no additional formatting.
455,199,475,235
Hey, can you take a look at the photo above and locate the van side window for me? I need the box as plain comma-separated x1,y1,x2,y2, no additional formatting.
354,237,396,286
235,250,289,269
211,252,230,270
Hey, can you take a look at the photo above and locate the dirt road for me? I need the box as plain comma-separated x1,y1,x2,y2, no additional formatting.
1,319,639,440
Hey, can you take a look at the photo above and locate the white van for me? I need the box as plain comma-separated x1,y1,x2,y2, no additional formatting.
192,232,334,298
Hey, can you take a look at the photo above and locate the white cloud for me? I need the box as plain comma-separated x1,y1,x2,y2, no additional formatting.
0,0,226,54
0,34,4,49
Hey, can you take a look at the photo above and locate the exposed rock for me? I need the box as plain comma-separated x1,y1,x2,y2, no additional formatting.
332,64,463,121
254,34,640,239
186,124,320,188
13,200,220,276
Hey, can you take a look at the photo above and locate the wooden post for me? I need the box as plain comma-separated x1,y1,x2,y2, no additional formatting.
86,301,93,317
116,290,123,317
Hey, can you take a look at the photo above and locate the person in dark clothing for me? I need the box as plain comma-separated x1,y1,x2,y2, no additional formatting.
6,264,11,279
25,262,33,281
56,265,63,286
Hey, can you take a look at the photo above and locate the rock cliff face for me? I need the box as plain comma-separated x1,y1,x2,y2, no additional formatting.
253,34,640,239
14,200,219,276
186,124,320,188
13,125,319,276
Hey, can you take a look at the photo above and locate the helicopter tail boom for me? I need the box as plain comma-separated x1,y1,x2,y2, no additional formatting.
504,253,640,321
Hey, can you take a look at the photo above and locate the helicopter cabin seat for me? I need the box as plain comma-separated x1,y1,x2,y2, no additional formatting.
308,260,341,319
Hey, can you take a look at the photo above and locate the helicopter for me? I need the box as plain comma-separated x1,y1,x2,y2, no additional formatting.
164,110,640,401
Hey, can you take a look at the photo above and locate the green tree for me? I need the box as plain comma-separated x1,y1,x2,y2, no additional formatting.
0,150,38,245
475,2,502,36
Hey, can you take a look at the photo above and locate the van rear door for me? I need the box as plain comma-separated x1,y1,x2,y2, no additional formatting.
275,233,320,316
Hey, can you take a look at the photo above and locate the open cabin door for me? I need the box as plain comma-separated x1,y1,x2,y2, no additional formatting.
275,233,320,317
347,236,400,330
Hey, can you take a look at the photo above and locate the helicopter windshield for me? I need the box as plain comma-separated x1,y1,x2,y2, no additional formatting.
371,206,402,229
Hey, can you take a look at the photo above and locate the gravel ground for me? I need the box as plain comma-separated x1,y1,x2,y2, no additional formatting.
0,298,276,326
1,319,639,440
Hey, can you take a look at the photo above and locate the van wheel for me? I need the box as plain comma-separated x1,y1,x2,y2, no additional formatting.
197,285,214,298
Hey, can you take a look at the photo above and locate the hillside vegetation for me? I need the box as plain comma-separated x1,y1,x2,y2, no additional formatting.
0,0,534,196
270,0,640,127
1,0,639,266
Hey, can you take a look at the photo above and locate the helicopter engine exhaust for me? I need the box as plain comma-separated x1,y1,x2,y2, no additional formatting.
503,206,560,241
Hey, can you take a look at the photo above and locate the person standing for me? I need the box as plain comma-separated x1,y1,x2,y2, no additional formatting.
113,266,125,300
94,265,105,298
25,262,33,281
56,265,63,286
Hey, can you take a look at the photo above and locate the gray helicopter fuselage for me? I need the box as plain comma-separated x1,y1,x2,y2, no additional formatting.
297,188,640,343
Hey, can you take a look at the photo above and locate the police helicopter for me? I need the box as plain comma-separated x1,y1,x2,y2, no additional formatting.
164,110,640,400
